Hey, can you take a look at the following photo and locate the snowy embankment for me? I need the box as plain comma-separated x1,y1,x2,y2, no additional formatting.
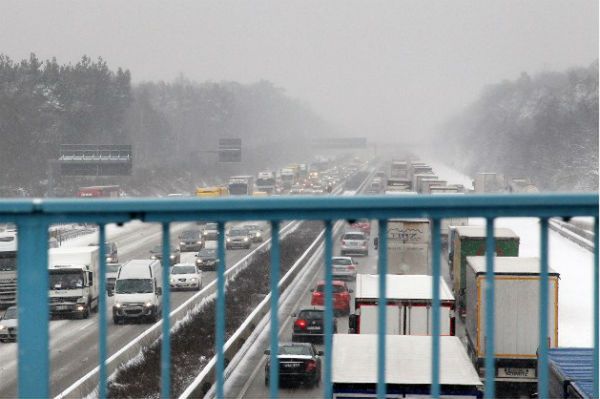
430,160,595,347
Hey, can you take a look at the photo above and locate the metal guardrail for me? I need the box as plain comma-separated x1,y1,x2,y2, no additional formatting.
0,193,597,399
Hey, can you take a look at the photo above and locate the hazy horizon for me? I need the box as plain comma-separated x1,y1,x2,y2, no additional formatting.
1,1,597,141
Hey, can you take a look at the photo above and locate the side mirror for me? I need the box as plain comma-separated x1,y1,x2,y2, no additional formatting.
291,313,297,318
348,314,358,333
310,289,314,292
349,289,354,293
157,287,163,295
317,350,324,356
107,289,114,297
373,237,379,250
264,349,270,355
194,254,198,257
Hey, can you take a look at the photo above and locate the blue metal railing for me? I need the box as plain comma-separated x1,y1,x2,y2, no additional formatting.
0,193,597,398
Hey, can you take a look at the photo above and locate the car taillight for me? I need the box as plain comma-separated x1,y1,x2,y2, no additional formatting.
295,319,307,329
305,359,317,372
313,291,322,296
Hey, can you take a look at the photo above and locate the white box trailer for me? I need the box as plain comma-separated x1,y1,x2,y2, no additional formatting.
48,247,100,318
349,274,455,336
332,334,483,398
465,256,559,385
386,219,430,275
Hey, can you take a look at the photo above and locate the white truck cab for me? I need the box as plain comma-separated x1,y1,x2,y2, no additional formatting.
112,259,163,324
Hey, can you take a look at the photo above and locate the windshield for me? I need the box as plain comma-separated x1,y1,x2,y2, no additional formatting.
106,263,121,273
344,233,365,240
279,344,311,356
180,231,199,239
333,258,351,265
316,284,346,293
228,229,247,236
198,249,216,257
115,279,153,294
105,243,115,253
228,183,248,195
0,254,17,271
2,307,17,320
204,223,217,230
256,178,275,186
298,310,323,320
49,270,84,290
171,265,196,274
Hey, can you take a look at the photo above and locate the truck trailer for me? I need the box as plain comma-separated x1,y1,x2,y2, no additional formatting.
348,274,455,336
0,233,17,309
332,334,483,398
48,247,100,318
450,226,519,313
465,256,559,392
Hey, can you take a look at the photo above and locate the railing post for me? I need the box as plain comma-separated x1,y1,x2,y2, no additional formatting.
17,215,49,398
594,217,599,399
431,219,441,398
216,222,226,399
161,223,171,399
377,220,388,399
484,218,495,399
323,220,334,399
269,221,281,399
98,224,108,399
537,218,549,399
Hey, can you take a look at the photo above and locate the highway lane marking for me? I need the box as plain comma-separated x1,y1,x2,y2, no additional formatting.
79,321,95,331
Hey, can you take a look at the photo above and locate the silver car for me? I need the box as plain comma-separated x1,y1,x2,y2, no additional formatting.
226,228,252,249
340,231,369,256
331,256,358,280
0,306,18,342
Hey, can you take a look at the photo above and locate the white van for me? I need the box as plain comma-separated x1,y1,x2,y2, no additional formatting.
112,259,163,324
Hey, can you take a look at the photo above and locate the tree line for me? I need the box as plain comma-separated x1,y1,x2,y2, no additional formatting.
438,60,598,192
0,54,331,195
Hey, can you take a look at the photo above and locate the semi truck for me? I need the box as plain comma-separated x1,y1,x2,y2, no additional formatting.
450,225,519,314
255,171,276,194
382,219,431,275
227,175,254,196
279,168,295,190
0,233,17,309
465,256,559,392
48,247,100,318
332,334,483,398
390,160,409,180
348,274,455,336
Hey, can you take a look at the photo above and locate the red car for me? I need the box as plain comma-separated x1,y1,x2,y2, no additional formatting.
310,280,353,315
350,219,371,236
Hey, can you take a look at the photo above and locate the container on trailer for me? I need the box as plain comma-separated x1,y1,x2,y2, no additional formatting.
412,170,434,189
332,334,483,398
452,226,519,313
546,348,594,399
349,274,455,336
465,256,559,391
421,179,447,194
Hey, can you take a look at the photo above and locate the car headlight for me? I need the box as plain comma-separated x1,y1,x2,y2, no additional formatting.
170,278,176,283
151,255,158,259
203,231,208,236
196,258,203,263
243,237,249,242
144,302,153,307
170,254,176,259
0,325,5,331
180,241,185,246
226,237,231,242
189,278,197,282
196,240,203,244
114,302,122,308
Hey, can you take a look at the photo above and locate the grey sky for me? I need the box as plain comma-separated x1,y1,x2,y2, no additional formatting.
1,1,597,140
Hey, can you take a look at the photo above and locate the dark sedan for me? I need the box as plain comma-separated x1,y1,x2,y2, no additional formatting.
291,308,337,344
264,342,323,388
149,245,180,266
195,248,219,271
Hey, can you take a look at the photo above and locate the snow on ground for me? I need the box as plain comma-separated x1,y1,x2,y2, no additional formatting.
424,159,474,191
432,162,595,347
61,221,146,247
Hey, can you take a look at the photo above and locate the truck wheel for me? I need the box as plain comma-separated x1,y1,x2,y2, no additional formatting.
113,316,121,324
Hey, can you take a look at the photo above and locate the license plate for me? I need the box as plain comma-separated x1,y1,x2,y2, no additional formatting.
498,367,536,378
55,305,69,311
306,326,320,330
283,363,300,368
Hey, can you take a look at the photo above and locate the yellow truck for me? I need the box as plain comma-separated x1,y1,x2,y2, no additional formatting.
195,186,229,198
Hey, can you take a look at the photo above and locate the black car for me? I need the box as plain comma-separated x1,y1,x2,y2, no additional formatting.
291,308,337,344
178,230,204,252
264,342,323,388
195,248,218,271
149,245,181,266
